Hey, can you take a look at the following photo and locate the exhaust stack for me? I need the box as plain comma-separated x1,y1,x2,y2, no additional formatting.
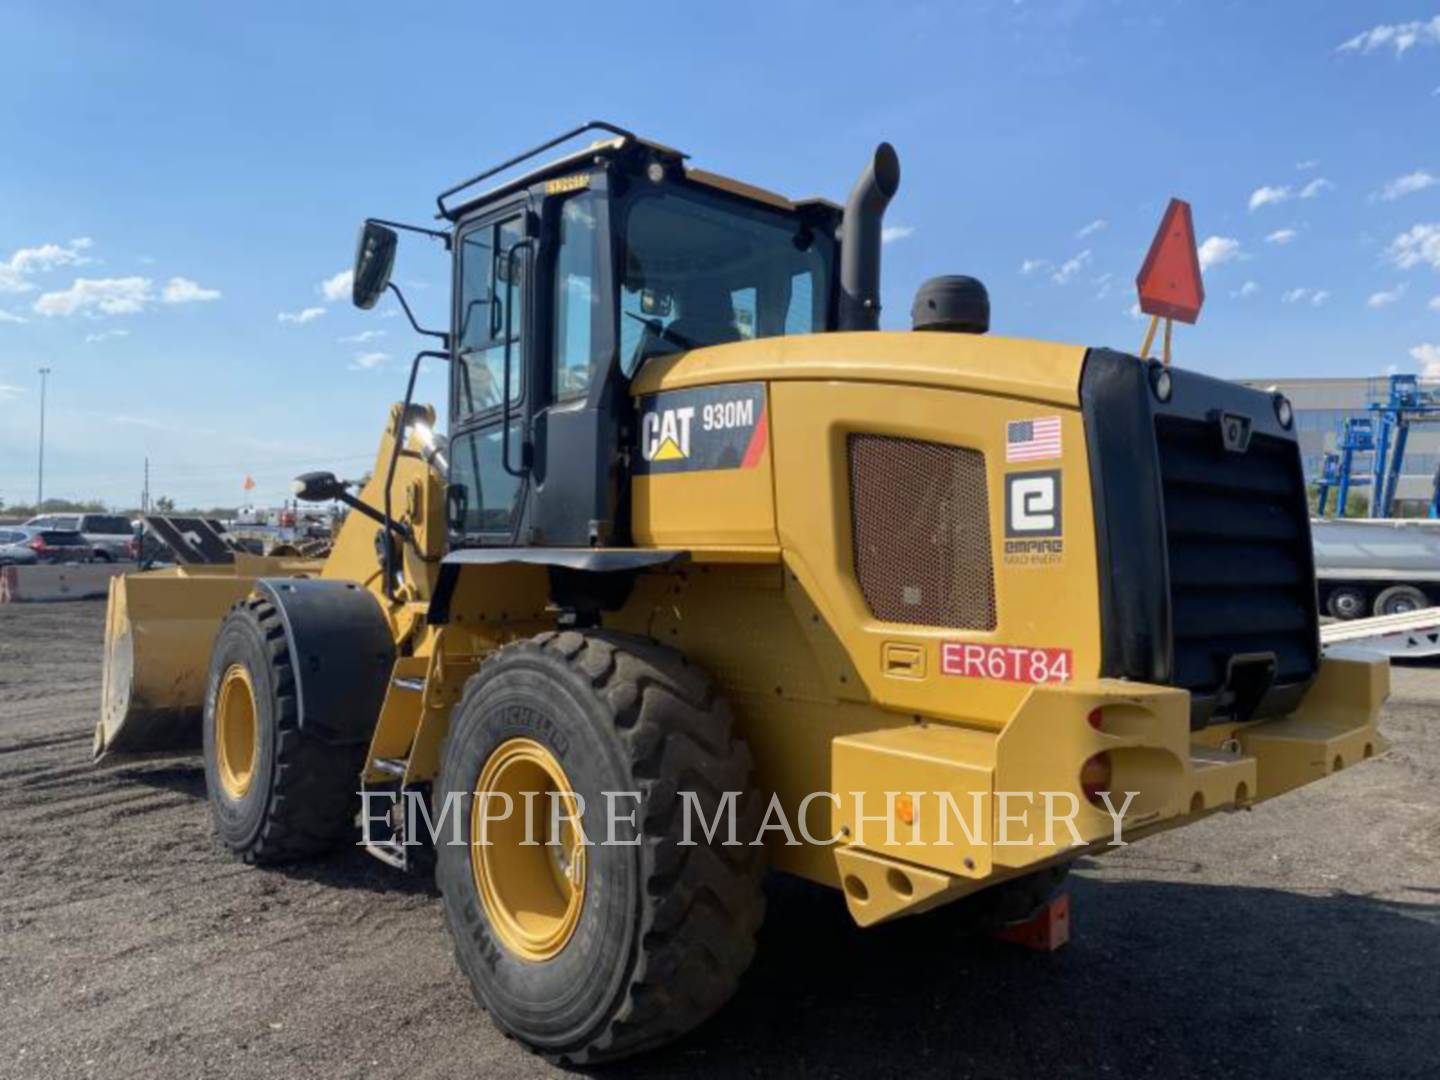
837,142,901,331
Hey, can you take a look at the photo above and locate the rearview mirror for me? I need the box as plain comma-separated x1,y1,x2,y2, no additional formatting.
352,221,398,310
292,471,347,502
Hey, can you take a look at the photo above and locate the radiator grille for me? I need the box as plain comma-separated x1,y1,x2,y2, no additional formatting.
1154,415,1318,696
848,434,997,629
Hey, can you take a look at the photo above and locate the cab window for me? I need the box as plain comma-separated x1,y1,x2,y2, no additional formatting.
449,425,524,536
455,215,526,417
616,185,834,375
552,192,600,402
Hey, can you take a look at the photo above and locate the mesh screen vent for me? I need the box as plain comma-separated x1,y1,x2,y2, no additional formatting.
848,434,997,629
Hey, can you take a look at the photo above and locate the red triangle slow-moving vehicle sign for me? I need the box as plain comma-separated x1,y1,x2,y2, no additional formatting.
1136,198,1204,324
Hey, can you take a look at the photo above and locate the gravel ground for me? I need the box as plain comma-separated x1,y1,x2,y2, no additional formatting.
1,599,1437,1080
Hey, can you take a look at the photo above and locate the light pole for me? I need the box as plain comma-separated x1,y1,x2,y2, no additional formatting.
36,367,51,510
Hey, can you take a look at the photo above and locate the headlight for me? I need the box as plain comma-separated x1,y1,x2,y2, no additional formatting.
1150,365,1173,403
1274,394,1294,429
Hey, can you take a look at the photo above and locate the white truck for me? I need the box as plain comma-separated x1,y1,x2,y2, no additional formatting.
1312,517,1440,619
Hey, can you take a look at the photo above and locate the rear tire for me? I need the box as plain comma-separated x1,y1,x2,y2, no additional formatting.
436,630,765,1064
1374,584,1429,617
1326,586,1368,621
202,595,366,863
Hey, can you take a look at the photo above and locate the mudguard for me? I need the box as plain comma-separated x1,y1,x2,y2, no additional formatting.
251,578,396,746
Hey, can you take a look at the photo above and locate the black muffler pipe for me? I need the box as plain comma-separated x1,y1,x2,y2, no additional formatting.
837,142,901,331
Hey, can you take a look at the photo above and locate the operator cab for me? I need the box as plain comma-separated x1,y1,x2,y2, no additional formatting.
353,123,846,551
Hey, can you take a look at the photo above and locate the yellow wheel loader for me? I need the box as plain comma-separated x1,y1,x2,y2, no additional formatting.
97,121,1387,1064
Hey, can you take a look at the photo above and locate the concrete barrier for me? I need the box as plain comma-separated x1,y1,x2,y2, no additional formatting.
0,563,129,603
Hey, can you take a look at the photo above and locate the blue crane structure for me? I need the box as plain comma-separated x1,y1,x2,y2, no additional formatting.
1315,374,1440,519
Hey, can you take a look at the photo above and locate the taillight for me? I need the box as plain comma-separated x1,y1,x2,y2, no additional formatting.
1081,753,1112,805
28,537,47,553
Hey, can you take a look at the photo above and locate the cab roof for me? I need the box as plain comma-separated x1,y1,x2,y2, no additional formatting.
437,121,840,223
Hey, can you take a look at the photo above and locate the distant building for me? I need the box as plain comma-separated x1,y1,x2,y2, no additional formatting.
1236,376,1440,513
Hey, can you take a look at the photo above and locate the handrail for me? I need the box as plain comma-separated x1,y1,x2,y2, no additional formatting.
435,120,637,219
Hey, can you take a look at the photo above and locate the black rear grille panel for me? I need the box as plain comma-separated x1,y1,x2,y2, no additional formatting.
1155,415,1318,697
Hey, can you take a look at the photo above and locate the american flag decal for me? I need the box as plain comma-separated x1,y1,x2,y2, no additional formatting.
1006,416,1062,462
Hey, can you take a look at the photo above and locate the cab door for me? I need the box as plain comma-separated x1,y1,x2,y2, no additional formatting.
448,203,532,544
526,176,629,546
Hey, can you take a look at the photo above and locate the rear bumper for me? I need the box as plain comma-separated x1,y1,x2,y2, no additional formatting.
829,649,1387,926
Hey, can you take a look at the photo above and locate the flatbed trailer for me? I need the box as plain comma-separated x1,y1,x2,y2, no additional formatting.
1320,607,1440,660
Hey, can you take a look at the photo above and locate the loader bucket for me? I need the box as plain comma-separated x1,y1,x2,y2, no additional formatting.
95,566,267,762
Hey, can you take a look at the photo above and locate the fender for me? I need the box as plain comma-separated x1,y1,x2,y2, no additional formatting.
253,578,396,745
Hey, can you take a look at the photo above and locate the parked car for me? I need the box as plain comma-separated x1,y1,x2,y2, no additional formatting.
0,528,41,566
7,527,95,564
24,513,138,562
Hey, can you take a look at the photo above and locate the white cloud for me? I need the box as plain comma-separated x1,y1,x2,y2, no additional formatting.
1296,160,1319,171
1265,228,1298,245
0,237,94,293
339,329,386,343
1093,272,1114,300
0,383,24,401
1051,250,1092,284
0,308,28,324
1197,235,1241,271
1338,17,1440,56
1232,280,1260,299
33,276,153,316
320,270,354,302
161,277,221,303
1282,287,1330,307
1249,185,1290,211
278,306,326,324
1378,171,1437,201
1127,302,1144,320
1075,218,1107,239
85,328,130,343
1388,223,1440,270
1411,343,1440,377
1368,284,1408,308
1312,290,1332,306
1429,295,1440,311
350,351,389,371
880,225,914,244
1254,181,1329,209
1020,258,1051,275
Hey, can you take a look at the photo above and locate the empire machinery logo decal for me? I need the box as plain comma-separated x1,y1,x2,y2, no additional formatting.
1004,468,1063,566
636,382,768,475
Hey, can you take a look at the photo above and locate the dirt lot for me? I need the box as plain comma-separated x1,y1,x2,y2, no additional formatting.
1,600,1437,1079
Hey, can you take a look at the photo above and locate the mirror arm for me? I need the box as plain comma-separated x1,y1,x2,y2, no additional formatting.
366,217,452,250
381,348,452,601
385,282,448,344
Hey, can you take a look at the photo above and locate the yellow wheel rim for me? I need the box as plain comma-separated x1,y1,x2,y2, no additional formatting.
471,738,586,962
215,663,258,800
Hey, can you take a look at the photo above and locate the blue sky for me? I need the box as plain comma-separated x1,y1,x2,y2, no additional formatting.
2,1,1439,509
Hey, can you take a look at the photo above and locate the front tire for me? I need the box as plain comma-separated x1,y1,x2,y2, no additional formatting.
436,630,765,1064
202,596,366,863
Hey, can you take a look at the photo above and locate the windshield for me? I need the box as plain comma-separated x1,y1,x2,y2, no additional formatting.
616,184,833,374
